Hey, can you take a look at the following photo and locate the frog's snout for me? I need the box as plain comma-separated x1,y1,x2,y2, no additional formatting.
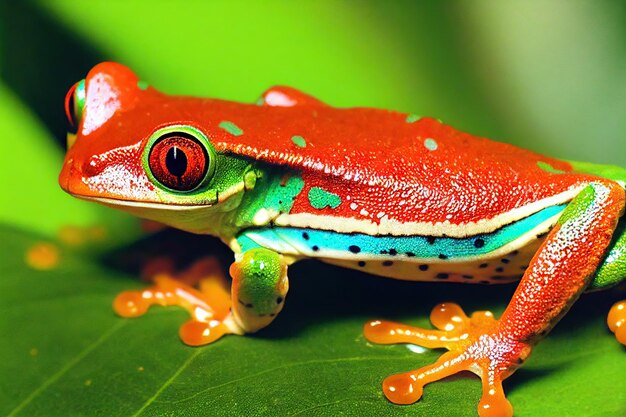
58,154,94,197
58,157,78,194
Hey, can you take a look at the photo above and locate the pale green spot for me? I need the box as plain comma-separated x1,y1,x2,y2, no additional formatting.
265,174,305,213
308,187,341,209
219,121,243,136
537,161,565,174
291,135,306,148
137,80,149,90
406,114,421,123
234,169,305,226
424,138,438,151
255,97,265,106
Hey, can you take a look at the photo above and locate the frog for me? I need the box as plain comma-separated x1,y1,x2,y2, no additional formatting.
59,62,626,417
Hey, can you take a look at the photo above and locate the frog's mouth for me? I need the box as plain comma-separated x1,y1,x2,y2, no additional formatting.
75,195,225,235
75,195,211,211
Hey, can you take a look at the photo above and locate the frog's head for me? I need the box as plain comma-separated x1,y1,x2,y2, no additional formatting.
59,62,252,235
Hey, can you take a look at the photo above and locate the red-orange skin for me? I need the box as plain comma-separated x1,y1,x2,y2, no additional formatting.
60,62,599,225
61,63,626,417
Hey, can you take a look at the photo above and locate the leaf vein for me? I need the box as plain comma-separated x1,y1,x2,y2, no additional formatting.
7,320,127,417
170,355,399,405
288,396,376,416
132,349,202,417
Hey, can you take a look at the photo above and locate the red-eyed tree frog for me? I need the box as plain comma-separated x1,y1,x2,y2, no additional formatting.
59,62,626,417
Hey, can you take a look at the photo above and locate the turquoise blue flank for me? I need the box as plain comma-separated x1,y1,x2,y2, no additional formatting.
238,205,566,258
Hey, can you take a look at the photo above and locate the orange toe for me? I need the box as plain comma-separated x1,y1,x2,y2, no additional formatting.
608,300,626,345
366,304,526,417
113,272,235,346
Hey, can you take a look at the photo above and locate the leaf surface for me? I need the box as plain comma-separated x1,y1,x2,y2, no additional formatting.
2,226,625,417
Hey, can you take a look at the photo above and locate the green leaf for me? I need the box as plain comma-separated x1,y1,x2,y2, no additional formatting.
1,1,625,416
2,225,625,417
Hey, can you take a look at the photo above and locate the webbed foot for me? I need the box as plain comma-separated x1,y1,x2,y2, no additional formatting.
114,258,242,346
365,303,531,417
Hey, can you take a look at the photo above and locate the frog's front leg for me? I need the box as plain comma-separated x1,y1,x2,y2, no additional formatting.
229,248,289,333
113,248,289,345
365,181,626,417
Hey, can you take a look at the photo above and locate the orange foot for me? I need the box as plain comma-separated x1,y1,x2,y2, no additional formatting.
364,303,531,417
114,258,241,346
608,300,626,345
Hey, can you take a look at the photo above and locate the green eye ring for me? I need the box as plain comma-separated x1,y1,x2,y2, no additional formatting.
142,125,217,194
64,79,86,130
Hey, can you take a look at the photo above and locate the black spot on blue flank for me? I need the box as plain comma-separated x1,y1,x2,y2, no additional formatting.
474,238,485,248
349,245,361,254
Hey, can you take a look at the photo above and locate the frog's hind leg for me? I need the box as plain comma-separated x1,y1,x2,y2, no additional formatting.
365,181,626,417
590,216,626,290
365,303,508,408
365,303,518,415
590,218,626,345
570,162,626,344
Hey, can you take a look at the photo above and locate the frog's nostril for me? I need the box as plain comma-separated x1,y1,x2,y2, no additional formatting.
83,156,103,177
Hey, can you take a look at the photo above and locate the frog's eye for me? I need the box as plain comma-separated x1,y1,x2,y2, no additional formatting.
64,79,86,132
147,131,212,192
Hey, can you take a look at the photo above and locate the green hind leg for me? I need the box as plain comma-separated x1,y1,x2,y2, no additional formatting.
588,210,626,346
568,161,626,345
590,220,626,290
568,160,626,288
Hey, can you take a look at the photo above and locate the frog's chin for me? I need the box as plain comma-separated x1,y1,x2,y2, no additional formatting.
74,195,223,235
75,195,213,211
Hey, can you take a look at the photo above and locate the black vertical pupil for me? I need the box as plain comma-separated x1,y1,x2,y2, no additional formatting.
165,146,188,177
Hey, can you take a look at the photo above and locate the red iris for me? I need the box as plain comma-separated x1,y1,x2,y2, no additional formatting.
148,134,208,191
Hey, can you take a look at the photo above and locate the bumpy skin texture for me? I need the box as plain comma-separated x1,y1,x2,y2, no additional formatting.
59,64,601,229
59,63,626,417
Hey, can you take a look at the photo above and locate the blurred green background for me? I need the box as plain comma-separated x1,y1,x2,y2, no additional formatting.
1,1,625,416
